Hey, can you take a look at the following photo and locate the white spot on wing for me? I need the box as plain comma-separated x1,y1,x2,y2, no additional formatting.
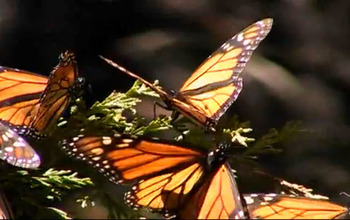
243,39,251,45
237,33,244,42
102,136,112,145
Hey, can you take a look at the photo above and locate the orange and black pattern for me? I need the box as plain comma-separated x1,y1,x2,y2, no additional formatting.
29,51,80,134
60,134,245,219
178,164,245,219
101,18,273,132
177,18,273,122
0,66,47,129
0,51,82,137
244,193,348,219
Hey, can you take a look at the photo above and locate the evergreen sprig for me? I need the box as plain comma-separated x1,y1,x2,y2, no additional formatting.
243,121,303,156
31,168,93,195
0,168,93,219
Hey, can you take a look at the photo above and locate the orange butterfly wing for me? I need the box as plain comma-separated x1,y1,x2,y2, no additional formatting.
177,18,273,123
126,162,204,213
61,135,204,182
101,19,273,132
30,51,79,134
244,194,347,219
179,163,245,219
99,56,217,131
61,135,246,219
0,122,40,168
61,135,208,214
0,67,47,128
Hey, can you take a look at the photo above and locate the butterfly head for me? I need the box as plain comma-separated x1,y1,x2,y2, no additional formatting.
205,120,216,133
59,50,76,65
207,142,230,169
71,77,86,96
161,88,178,106
167,89,177,97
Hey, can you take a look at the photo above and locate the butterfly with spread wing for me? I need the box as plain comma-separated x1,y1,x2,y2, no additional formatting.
0,51,83,137
243,193,349,219
60,134,246,219
0,122,40,168
101,18,273,132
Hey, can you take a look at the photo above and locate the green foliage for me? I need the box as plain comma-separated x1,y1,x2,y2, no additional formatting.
0,168,93,219
243,121,303,157
223,127,255,147
65,80,170,135
31,169,93,198
0,78,304,219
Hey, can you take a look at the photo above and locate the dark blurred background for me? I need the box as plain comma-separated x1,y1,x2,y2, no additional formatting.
1,0,350,218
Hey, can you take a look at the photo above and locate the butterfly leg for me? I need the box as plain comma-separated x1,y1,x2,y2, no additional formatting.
170,110,180,123
240,192,251,219
153,101,187,137
153,101,169,119
204,120,216,133
169,111,191,139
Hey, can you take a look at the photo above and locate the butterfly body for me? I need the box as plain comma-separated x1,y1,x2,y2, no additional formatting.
101,18,272,132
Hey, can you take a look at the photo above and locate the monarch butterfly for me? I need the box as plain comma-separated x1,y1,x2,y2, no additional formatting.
0,122,40,168
60,134,246,219
0,191,13,219
243,193,349,219
0,51,82,136
101,18,273,132
29,51,83,135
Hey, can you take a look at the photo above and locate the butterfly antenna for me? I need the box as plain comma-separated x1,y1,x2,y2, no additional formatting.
99,55,157,90
340,192,350,198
